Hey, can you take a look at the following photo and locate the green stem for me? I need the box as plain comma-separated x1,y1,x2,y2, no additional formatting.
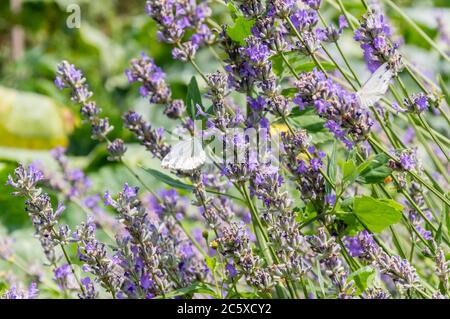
188,57,210,84
368,136,450,207
280,51,299,80
335,41,362,87
417,113,450,162
336,0,357,31
382,0,450,63
285,17,328,75
317,11,358,90
58,239,85,296
396,78,450,163
412,117,450,184
390,226,407,260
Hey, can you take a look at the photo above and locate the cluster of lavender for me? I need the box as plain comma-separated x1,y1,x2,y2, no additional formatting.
294,70,373,149
281,128,332,207
307,228,354,298
104,185,208,298
126,52,187,121
393,93,433,114
145,0,214,62
56,61,127,162
215,221,276,292
252,159,311,283
354,9,403,74
55,61,113,141
346,230,423,296
1,283,38,299
122,111,171,160
74,217,121,298
405,182,432,241
5,164,210,299
7,165,69,266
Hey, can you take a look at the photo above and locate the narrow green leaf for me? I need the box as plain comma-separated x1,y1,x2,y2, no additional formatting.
186,76,203,120
290,115,327,132
326,141,337,195
270,52,335,77
438,75,450,107
141,166,245,202
141,167,194,190
294,61,336,73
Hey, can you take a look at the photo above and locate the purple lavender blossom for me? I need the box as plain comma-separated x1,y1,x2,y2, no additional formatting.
389,149,420,172
7,164,44,197
49,146,92,200
307,228,355,298
55,61,113,140
404,93,431,114
122,111,171,159
126,52,171,104
54,264,72,290
7,165,71,265
290,9,318,32
354,9,403,74
1,283,39,299
79,277,98,299
75,217,121,298
145,0,213,59
321,15,348,43
294,70,373,148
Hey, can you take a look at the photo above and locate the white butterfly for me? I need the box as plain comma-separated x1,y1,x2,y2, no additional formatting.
161,136,206,172
356,62,393,108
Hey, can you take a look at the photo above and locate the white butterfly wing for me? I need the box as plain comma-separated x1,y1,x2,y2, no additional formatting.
161,137,206,171
356,63,393,108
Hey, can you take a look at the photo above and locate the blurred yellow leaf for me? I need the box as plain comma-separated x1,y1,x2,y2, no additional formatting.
0,86,75,149
270,123,289,136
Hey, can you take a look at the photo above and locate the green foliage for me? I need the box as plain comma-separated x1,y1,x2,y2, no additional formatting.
290,112,334,144
271,52,335,77
0,163,29,231
295,202,317,223
353,196,403,233
205,256,218,272
347,266,376,294
0,86,73,149
226,16,255,45
154,282,217,299
357,154,393,184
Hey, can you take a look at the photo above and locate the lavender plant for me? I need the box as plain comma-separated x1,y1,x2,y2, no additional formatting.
1,0,450,300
